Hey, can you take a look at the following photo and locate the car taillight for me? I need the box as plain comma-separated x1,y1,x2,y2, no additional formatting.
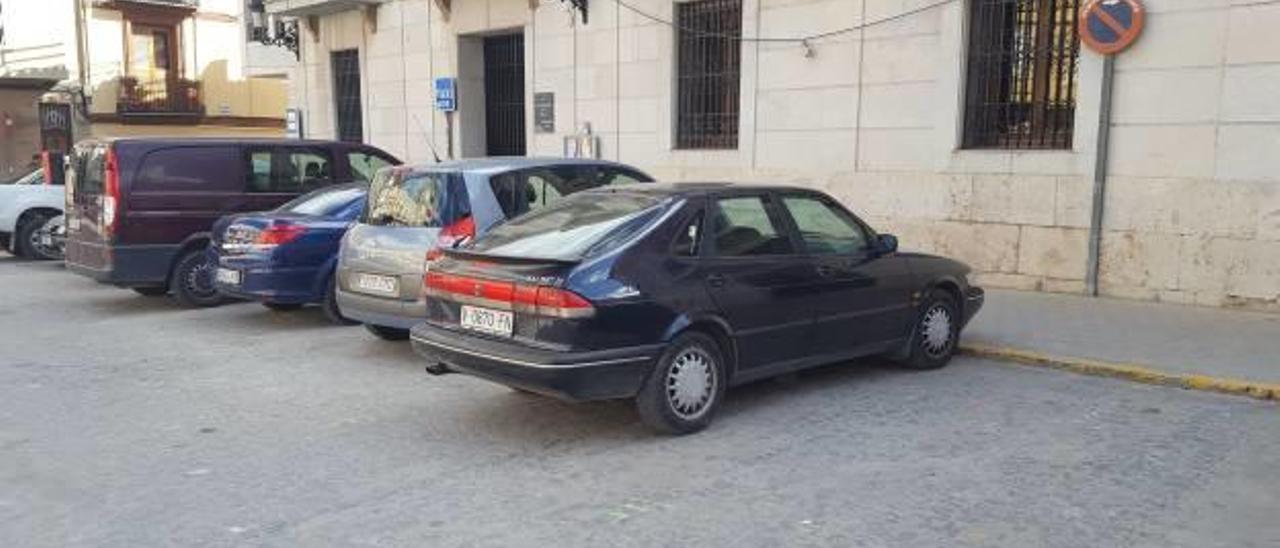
102,147,120,235
424,272,595,319
254,222,307,246
425,216,476,262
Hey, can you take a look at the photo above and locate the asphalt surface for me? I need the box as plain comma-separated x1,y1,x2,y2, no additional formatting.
1,256,1277,548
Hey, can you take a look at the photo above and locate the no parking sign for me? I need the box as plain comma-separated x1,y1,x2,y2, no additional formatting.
1079,0,1145,55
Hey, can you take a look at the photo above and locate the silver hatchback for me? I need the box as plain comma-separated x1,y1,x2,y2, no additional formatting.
336,157,654,340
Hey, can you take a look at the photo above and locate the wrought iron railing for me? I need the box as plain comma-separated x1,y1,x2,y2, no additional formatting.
117,78,204,116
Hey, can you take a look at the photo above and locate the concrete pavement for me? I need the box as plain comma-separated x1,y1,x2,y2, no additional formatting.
1,257,1279,547
964,289,1280,397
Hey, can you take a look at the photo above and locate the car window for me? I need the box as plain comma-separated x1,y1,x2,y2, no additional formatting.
364,169,469,227
710,196,793,257
489,165,641,219
277,184,366,217
469,191,668,261
246,150,273,192
348,151,394,182
13,170,43,185
599,168,652,186
672,210,703,257
136,146,239,191
69,145,105,196
781,196,869,254
287,149,333,191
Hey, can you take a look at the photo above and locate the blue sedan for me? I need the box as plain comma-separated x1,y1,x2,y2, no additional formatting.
211,183,367,324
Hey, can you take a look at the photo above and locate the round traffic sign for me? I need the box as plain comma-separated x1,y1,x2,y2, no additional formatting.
1079,0,1146,55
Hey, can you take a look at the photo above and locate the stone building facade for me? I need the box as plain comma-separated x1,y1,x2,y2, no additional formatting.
271,0,1280,311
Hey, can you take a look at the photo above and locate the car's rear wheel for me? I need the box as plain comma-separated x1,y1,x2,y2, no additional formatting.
16,212,58,260
132,286,168,297
364,324,409,341
636,332,726,435
322,275,358,326
899,289,960,370
170,250,226,308
263,302,303,312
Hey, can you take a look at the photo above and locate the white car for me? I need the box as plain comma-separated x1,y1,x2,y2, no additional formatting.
0,169,65,260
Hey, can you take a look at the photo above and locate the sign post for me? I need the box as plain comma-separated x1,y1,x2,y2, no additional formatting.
1080,0,1144,297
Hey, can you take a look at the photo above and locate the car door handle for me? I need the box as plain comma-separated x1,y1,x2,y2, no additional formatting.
706,274,727,288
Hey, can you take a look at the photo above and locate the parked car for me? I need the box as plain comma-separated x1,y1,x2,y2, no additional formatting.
63,138,399,306
409,183,985,434
211,182,367,323
0,167,65,261
337,157,653,341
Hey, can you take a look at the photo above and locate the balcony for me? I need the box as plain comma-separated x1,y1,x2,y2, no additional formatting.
116,78,204,118
264,0,386,17
106,0,199,8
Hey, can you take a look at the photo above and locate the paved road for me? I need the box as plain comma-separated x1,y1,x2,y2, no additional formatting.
1,257,1277,548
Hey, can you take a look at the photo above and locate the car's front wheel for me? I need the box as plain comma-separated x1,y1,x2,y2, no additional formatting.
364,324,409,341
170,250,226,308
899,289,960,370
636,332,726,435
16,212,60,261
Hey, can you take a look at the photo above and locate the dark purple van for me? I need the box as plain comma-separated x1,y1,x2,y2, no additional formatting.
64,138,399,307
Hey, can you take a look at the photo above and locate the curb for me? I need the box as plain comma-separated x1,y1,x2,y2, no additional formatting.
959,343,1280,402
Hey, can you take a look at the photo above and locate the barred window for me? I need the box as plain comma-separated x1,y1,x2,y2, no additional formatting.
675,0,742,150
962,0,1080,149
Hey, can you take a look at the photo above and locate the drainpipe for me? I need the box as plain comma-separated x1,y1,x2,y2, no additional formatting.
1085,55,1115,297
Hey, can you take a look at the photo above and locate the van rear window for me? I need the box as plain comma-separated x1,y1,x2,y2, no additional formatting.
136,147,240,190
69,145,106,196
364,169,469,228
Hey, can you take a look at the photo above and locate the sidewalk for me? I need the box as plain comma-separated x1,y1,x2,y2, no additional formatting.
961,289,1280,399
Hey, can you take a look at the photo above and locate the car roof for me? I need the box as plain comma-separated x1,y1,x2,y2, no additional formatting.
81,137,373,148
395,157,649,177
580,181,823,197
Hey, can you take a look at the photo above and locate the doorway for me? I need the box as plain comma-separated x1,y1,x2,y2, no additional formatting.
483,33,526,156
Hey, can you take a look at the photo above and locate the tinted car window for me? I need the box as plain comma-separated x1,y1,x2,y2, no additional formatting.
469,192,667,261
136,147,239,191
244,148,333,193
599,168,651,186
489,165,650,219
278,184,367,217
70,145,105,195
348,151,394,182
365,169,469,227
246,150,273,192
710,196,793,257
781,196,869,254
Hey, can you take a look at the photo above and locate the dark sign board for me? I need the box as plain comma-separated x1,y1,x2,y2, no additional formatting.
38,103,72,154
534,92,555,134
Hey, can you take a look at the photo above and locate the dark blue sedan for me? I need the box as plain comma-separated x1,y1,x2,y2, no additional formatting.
410,183,985,434
211,183,367,324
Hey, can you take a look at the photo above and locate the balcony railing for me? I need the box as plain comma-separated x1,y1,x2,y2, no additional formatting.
117,78,204,117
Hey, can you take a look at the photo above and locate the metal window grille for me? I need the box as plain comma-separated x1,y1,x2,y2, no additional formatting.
484,34,527,157
675,0,741,150
331,49,364,144
962,0,1080,150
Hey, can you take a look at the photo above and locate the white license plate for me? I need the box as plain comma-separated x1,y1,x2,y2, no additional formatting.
460,305,514,337
353,273,399,296
215,267,241,286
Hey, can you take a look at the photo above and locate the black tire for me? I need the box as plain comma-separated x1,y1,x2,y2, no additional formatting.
635,331,727,435
15,213,55,260
899,290,961,370
170,250,226,308
322,275,358,325
132,286,169,297
262,302,303,312
364,323,410,341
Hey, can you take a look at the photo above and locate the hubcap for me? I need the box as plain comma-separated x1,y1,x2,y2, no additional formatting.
920,305,953,358
666,347,716,420
186,260,216,298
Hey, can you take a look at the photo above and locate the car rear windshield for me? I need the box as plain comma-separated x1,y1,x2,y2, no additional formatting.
364,169,469,227
467,192,669,261
278,184,366,217
68,144,106,196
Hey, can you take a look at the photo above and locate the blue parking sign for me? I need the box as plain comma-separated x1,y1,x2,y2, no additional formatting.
435,77,457,112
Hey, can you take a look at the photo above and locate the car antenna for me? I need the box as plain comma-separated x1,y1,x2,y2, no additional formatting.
411,113,443,163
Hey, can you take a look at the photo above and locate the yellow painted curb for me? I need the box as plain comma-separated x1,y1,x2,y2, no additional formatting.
959,343,1280,402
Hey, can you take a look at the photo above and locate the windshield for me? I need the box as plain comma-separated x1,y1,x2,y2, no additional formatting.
364,169,469,228
12,170,44,185
468,192,669,261
278,184,366,217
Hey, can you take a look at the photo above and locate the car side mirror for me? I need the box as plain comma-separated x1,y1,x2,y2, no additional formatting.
877,234,898,255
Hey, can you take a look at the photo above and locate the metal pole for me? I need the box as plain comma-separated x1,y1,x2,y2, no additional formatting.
1085,55,1115,297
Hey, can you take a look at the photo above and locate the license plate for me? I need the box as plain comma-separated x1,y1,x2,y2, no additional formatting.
460,305,514,337
215,267,241,286
353,273,399,297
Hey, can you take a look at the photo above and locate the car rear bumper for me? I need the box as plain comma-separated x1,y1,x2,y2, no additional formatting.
66,243,177,287
410,322,662,402
335,286,426,329
962,286,985,327
213,252,325,304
